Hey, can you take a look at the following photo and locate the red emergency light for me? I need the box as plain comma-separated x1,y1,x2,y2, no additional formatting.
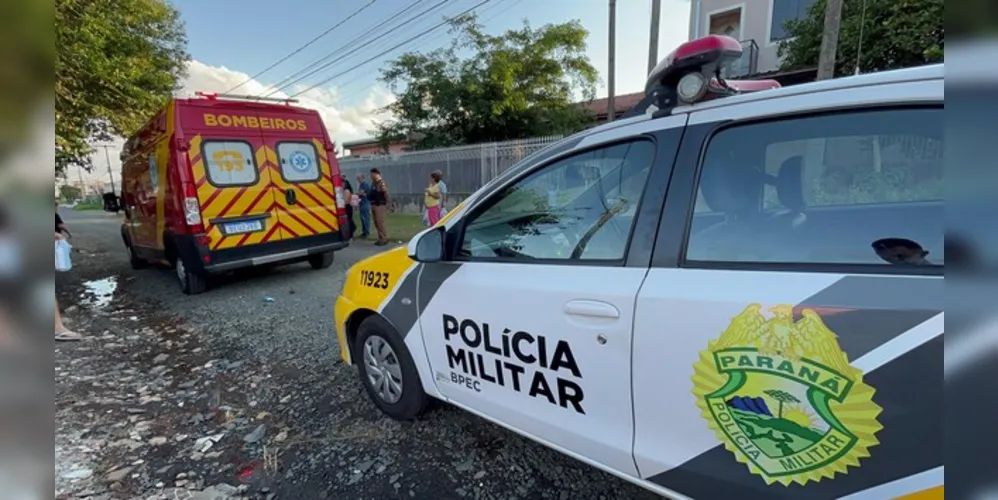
644,35,781,108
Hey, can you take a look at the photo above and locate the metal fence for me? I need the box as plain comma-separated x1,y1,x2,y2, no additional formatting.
337,135,563,197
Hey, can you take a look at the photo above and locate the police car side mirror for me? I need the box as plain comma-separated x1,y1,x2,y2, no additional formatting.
409,226,445,263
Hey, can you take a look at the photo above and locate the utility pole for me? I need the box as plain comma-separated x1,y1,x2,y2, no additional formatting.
96,144,116,193
607,0,617,122
816,0,843,80
647,0,662,75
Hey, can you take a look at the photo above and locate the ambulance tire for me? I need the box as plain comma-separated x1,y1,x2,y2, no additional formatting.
173,254,207,296
354,315,429,421
308,252,334,270
122,235,147,269
128,245,147,270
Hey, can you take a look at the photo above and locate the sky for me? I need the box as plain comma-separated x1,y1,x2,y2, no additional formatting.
77,0,691,187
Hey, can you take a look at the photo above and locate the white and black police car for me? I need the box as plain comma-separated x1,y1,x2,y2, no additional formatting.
334,34,943,500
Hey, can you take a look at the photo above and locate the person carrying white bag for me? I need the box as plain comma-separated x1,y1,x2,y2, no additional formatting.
55,234,71,272
55,203,81,341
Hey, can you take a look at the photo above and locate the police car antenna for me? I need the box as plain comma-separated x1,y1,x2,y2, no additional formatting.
194,91,299,105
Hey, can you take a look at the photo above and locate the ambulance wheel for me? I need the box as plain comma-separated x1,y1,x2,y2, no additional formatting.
173,255,207,295
123,236,147,269
308,252,334,270
354,315,429,420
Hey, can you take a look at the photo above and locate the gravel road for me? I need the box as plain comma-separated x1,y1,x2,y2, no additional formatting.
54,209,657,500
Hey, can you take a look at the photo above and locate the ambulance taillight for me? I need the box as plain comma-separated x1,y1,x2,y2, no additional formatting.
182,182,205,234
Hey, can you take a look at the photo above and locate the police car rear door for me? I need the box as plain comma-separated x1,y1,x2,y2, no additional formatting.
631,70,944,499
416,116,686,478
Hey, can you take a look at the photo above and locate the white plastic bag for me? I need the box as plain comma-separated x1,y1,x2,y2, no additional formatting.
421,209,429,227
439,206,448,218
55,239,72,272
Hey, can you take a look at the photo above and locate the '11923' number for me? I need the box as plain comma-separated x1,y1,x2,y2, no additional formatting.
360,270,390,289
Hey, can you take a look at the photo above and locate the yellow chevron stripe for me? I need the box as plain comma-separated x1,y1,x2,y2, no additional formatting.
275,204,321,236
894,485,943,500
312,138,328,160
188,135,202,159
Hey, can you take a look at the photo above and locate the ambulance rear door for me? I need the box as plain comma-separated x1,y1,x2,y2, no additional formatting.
254,108,342,242
179,101,285,250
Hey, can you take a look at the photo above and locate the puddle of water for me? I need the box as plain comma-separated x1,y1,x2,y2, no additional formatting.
80,276,118,308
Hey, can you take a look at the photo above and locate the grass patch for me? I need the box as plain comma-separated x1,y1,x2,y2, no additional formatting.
384,213,425,241
73,202,103,211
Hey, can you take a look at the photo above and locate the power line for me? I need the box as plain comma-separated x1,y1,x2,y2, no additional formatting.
225,0,378,93
264,0,455,98
289,0,492,99
336,0,522,95
262,0,431,97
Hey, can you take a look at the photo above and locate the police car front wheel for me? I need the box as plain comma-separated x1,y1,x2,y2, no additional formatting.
354,315,429,420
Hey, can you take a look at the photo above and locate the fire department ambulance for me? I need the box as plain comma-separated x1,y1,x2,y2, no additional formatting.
120,93,351,294
334,35,943,499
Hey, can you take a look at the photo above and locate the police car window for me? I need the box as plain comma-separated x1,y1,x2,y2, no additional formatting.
277,142,321,182
460,140,655,262
203,141,257,187
686,107,943,268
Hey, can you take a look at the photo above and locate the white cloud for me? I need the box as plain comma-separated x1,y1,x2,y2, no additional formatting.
74,60,396,189
180,60,395,145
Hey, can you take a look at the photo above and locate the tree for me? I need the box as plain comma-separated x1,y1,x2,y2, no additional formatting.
55,0,189,177
374,14,598,150
59,184,82,202
763,389,800,419
778,0,943,77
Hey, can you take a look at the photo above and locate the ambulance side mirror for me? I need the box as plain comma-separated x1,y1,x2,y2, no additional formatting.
408,226,445,263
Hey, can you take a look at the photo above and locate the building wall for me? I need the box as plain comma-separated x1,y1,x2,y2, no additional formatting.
343,141,408,158
688,0,791,74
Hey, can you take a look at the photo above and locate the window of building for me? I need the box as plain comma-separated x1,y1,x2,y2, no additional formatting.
770,0,817,42
203,141,258,187
685,107,943,269
459,140,656,262
709,8,742,39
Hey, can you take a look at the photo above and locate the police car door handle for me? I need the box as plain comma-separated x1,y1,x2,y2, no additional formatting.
564,300,619,319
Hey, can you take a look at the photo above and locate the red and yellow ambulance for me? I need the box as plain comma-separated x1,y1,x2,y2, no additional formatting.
120,92,351,294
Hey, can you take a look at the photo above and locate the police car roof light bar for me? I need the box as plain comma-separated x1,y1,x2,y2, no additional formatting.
646,35,744,93
194,91,299,105
626,34,782,116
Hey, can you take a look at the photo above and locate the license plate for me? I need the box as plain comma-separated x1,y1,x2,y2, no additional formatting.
224,220,264,235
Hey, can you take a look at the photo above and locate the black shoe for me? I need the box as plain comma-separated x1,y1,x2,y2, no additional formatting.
375,240,388,246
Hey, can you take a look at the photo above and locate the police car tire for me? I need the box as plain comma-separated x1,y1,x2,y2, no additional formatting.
308,252,334,270
354,315,429,420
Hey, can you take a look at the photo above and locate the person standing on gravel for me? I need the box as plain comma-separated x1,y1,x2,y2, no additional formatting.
368,168,390,246
355,173,371,239
54,203,80,341
340,174,357,239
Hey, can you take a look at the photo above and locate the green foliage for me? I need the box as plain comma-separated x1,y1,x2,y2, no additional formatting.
778,0,944,76
59,184,82,202
73,200,104,211
56,0,190,177
374,14,598,150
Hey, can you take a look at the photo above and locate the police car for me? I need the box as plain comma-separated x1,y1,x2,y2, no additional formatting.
334,35,943,499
